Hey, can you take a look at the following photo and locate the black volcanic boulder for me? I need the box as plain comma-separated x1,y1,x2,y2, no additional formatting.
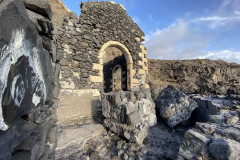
23,0,52,20
155,85,198,128
0,0,53,129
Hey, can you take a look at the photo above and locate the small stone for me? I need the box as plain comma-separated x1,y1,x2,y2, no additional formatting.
71,38,78,45
60,59,70,66
161,108,174,119
123,153,128,160
209,138,236,160
73,55,82,61
124,102,137,115
134,91,144,100
81,42,88,47
90,151,101,160
70,19,78,25
127,111,143,125
117,140,124,149
72,61,79,68
225,114,239,124
69,12,78,19
95,24,101,28
82,73,89,78
111,156,120,160
83,35,91,40
118,150,124,158
81,2,87,11
129,92,136,102
80,155,89,160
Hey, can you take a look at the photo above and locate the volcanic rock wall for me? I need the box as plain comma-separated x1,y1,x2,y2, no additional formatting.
147,59,240,96
57,1,149,125
58,1,148,91
46,0,70,29
0,0,59,159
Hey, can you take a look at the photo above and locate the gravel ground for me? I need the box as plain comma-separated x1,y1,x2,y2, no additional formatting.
64,121,190,160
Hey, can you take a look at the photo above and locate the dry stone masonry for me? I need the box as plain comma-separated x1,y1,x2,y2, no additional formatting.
0,0,59,159
57,1,149,91
102,88,157,144
57,1,150,125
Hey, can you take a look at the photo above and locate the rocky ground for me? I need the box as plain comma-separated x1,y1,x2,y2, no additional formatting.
57,121,189,160
56,93,240,160
147,59,240,96
178,94,240,160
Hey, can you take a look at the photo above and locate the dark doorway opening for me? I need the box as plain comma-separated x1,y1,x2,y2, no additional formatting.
103,46,127,93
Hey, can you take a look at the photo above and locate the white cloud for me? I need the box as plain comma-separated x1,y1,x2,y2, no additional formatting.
216,0,240,16
195,16,228,21
192,16,240,29
190,0,240,29
144,0,240,64
148,14,154,22
184,12,191,17
145,20,211,60
234,10,240,15
147,13,160,25
197,50,240,64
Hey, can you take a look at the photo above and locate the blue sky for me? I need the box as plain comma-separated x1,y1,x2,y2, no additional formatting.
62,0,240,63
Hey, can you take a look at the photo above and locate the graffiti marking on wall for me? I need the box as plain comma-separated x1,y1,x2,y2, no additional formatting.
0,30,46,131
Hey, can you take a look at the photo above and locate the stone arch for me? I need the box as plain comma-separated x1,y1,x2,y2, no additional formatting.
99,41,133,91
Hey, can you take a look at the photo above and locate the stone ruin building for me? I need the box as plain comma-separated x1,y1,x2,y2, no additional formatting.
57,1,151,127
58,1,148,92
56,1,157,154
0,0,240,160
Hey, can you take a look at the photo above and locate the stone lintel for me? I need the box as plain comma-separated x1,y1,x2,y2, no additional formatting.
138,61,144,66
88,76,103,83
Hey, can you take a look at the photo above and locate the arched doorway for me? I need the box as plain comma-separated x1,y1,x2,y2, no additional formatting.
98,41,133,92
102,47,127,92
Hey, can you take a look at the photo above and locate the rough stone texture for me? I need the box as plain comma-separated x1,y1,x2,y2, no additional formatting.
102,88,157,144
23,0,52,20
55,123,104,159
190,94,240,123
56,120,189,160
209,138,240,160
155,85,198,128
0,0,59,159
178,95,240,160
57,1,147,91
56,1,149,135
46,0,70,29
147,59,240,96
58,89,101,126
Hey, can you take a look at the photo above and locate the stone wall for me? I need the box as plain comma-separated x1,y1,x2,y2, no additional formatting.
0,0,59,159
56,1,149,125
57,1,149,92
46,0,70,30
102,88,157,144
